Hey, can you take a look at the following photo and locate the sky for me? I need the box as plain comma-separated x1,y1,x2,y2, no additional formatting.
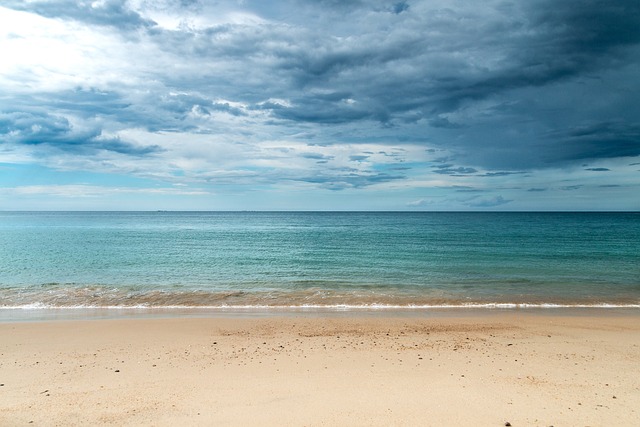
1,0,639,211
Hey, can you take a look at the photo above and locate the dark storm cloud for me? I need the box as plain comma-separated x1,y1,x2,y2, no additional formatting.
321,1,636,118
8,1,638,127
268,0,639,170
417,0,640,115
0,111,161,156
532,1,640,53
544,122,640,163
272,99,374,124
2,0,639,187
180,0,640,176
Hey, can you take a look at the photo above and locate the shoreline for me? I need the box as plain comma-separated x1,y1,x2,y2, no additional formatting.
2,312,639,425
2,305,640,323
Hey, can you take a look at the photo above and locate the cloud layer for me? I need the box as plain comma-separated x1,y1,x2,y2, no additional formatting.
1,0,639,210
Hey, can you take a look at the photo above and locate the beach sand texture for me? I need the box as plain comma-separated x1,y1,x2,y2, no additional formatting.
1,313,639,426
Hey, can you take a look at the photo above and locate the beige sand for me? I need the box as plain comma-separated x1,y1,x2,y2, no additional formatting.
1,312,639,426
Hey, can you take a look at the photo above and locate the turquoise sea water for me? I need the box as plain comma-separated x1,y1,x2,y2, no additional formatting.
0,212,638,310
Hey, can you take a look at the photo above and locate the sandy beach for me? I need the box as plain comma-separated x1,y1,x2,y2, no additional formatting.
1,311,639,426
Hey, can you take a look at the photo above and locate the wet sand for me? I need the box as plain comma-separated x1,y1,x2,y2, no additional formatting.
1,312,639,426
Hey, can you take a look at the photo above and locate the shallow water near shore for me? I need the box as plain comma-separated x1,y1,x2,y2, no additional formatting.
3,305,640,323
1,211,639,315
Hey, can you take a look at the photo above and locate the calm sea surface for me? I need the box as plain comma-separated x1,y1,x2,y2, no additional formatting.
0,212,638,311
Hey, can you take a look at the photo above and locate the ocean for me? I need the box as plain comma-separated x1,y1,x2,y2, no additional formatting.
0,212,639,313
